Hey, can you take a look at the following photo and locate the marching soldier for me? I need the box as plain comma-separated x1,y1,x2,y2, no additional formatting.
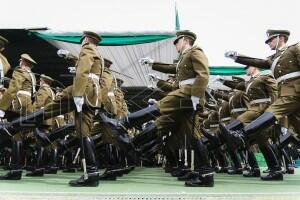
0,53,37,180
100,58,117,117
135,30,213,187
222,29,299,180
114,78,129,119
34,74,56,125
31,74,57,175
55,31,103,186
17,31,104,186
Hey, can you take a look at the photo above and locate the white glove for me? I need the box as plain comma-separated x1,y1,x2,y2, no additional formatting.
57,49,71,58
215,75,225,83
224,51,238,60
191,96,200,111
139,57,154,66
148,73,161,81
68,67,76,74
73,96,84,112
0,110,5,118
148,98,157,105
107,91,115,97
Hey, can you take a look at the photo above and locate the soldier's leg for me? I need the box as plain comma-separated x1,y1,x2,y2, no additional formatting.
69,108,99,187
0,133,24,180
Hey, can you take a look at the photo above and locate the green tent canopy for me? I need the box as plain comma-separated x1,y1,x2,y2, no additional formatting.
209,66,246,75
30,32,175,46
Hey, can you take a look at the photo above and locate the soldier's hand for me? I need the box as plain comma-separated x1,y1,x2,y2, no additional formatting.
148,98,157,105
215,75,225,83
139,57,154,66
68,67,76,74
73,96,84,113
57,49,71,58
148,73,161,81
0,109,5,118
224,51,238,60
191,96,200,111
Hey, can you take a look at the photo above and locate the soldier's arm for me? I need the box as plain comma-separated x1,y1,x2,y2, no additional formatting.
72,45,94,97
191,50,209,102
152,62,176,74
211,90,230,101
290,43,300,65
0,68,25,110
235,54,271,69
0,55,11,76
100,70,114,102
241,91,250,109
263,75,278,103
222,80,245,90
156,80,174,92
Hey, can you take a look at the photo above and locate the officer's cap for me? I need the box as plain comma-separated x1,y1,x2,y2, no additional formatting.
104,58,113,68
81,31,102,44
40,74,54,84
173,30,197,45
265,29,290,44
0,35,8,47
21,53,37,65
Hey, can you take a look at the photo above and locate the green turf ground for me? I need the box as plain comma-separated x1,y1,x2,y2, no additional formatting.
0,167,299,200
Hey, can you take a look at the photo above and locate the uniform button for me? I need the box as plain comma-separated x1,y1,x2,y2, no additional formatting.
279,70,282,73
289,60,293,63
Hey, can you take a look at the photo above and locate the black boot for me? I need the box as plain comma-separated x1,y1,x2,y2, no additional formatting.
69,137,99,187
26,146,45,177
121,105,160,128
243,168,261,177
227,149,243,175
220,112,276,144
0,140,23,180
185,138,214,187
178,171,199,181
45,148,58,174
259,144,283,181
62,149,77,173
98,170,117,180
48,124,75,141
131,123,158,146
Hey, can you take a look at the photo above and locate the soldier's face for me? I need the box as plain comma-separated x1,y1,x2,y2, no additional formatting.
246,66,256,76
175,37,184,53
267,36,278,50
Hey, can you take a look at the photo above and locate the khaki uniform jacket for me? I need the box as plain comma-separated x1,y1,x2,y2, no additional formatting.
0,66,35,113
100,68,117,115
218,101,231,123
235,43,300,97
115,87,128,119
223,80,246,91
153,46,209,102
33,85,55,110
0,52,11,76
72,43,103,107
228,90,249,118
157,79,178,93
245,74,277,105
34,85,55,126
